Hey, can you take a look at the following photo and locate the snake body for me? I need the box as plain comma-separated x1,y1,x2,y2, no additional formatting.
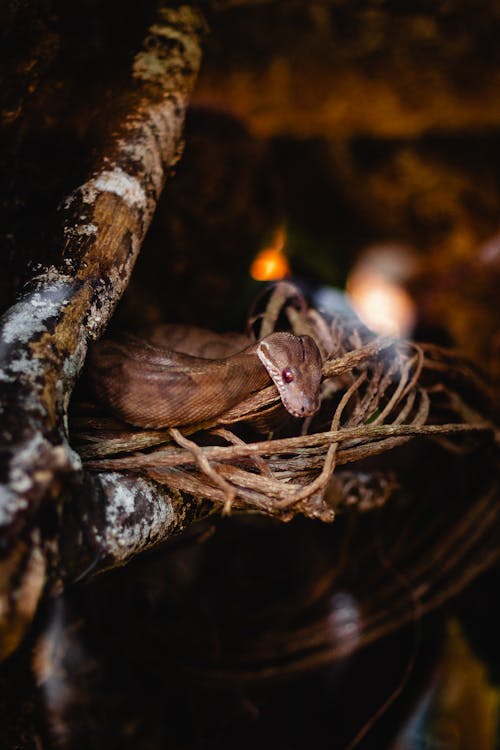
88,329,323,429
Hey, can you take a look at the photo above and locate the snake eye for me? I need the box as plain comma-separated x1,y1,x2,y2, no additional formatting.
282,367,294,384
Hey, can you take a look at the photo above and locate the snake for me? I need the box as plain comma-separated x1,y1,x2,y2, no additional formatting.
88,284,323,430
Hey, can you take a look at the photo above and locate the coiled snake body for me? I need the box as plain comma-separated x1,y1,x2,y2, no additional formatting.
89,329,323,429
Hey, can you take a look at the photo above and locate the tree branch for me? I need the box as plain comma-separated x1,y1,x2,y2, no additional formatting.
0,4,205,660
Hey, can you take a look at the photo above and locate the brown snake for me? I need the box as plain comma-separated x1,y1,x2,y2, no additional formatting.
88,328,323,429
88,282,325,429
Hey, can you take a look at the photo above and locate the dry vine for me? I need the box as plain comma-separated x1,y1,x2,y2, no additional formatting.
74,302,496,523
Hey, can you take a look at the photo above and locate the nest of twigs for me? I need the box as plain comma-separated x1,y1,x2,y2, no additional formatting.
72,298,496,523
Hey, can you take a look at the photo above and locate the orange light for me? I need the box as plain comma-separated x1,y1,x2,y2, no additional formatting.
250,227,290,281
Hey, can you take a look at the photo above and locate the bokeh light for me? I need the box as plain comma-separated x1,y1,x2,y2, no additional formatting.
250,227,291,281
347,244,418,338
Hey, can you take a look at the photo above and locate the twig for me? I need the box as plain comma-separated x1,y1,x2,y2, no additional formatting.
85,422,491,472
271,372,368,508
169,428,236,513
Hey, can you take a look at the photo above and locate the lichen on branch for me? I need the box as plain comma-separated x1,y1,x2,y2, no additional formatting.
0,3,205,661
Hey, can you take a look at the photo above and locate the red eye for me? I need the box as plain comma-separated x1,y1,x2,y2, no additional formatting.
282,367,294,384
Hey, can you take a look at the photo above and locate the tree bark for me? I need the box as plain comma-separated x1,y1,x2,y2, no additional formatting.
0,4,205,660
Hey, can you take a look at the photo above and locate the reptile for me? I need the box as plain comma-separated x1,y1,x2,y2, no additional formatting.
88,283,323,430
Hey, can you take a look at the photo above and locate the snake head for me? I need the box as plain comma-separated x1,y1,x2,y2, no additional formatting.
256,332,323,418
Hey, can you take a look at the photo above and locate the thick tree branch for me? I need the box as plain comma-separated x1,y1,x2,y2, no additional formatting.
0,4,205,659
61,472,213,581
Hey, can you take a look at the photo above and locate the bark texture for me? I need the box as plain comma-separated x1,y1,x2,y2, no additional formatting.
0,4,205,660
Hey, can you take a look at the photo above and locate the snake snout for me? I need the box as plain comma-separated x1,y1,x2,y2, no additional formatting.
300,395,320,416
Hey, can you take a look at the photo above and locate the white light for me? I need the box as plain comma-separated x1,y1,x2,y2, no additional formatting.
348,273,416,337
346,244,418,338
328,591,361,643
